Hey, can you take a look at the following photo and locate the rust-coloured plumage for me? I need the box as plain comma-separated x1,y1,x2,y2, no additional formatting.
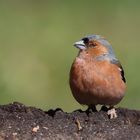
69,35,126,119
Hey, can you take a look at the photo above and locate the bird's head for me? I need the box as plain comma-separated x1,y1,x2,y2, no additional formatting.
74,35,115,58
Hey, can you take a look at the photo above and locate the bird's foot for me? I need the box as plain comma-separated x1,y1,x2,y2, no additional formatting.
107,107,117,119
86,105,97,115
87,105,97,113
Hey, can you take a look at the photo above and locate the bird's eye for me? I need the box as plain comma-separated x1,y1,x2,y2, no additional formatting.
82,38,89,44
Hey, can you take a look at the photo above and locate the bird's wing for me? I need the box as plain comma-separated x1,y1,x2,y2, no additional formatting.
110,59,126,83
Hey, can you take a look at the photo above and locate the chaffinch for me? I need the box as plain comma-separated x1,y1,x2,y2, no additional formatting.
69,35,126,119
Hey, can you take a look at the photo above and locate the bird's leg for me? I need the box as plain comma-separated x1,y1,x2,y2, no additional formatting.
107,106,117,119
87,105,97,113
100,105,108,111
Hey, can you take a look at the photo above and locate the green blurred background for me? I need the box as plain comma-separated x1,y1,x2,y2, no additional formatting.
0,0,139,111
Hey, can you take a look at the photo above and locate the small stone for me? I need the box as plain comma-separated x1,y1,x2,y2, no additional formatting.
32,125,39,132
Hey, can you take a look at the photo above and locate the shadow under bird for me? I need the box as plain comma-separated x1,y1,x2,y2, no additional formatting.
69,35,126,119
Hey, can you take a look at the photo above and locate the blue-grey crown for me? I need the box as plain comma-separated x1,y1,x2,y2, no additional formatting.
85,35,116,57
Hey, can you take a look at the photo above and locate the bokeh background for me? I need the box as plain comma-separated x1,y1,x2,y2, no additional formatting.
0,0,139,111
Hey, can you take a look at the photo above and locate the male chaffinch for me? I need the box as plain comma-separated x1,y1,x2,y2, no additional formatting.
69,35,126,119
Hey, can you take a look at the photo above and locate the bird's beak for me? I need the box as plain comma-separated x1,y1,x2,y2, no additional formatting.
73,40,86,50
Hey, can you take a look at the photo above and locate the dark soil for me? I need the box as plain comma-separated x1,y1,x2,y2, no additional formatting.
0,102,139,140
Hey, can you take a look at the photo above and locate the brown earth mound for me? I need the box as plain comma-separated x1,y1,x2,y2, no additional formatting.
0,102,139,140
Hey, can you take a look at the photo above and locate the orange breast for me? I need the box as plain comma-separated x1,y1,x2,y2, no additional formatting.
69,57,126,106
